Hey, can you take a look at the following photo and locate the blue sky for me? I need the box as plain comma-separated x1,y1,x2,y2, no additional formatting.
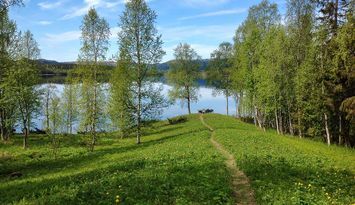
9,0,286,62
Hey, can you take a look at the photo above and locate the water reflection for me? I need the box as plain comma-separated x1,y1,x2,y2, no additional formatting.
30,83,237,133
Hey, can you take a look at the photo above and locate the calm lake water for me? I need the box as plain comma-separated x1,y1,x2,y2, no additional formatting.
30,83,237,133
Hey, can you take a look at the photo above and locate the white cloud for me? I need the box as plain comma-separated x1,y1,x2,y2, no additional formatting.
61,0,127,20
179,8,247,21
160,24,238,61
61,0,101,20
44,31,81,43
160,25,236,43
38,1,65,10
43,26,120,44
181,0,230,7
38,21,53,25
190,44,217,58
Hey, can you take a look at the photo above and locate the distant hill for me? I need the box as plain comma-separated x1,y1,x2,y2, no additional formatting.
156,59,210,72
36,59,210,76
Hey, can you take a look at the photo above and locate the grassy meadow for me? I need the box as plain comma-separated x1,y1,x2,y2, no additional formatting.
0,115,233,205
203,114,355,204
0,114,354,204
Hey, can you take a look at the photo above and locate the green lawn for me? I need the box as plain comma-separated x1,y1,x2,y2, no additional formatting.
203,114,355,204
0,115,233,205
0,114,354,205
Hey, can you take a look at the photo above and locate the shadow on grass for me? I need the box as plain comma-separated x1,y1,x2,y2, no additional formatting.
0,154,233,205
0,128,204,180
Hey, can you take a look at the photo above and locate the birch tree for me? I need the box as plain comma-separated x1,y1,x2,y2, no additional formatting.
118,0,166,144
62,80,79,134
42,84,57,133
109,57,134,138
14,30,41,149
0,8,18,141
167,43,201,114
75,8,110,151
206,42,234,115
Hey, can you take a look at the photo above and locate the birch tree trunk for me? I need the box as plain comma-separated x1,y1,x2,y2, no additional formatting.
324,113,331,146
275,110,280,134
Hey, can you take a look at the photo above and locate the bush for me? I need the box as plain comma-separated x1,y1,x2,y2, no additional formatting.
167,116,187,125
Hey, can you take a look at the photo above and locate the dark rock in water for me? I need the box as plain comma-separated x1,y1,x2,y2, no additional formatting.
9,172,22,178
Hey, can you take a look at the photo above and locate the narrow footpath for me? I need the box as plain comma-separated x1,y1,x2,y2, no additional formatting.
199,114,256,205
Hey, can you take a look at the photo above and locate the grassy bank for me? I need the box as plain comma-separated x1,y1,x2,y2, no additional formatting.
1,114,354,204
203,114,355,204
0,115,233,205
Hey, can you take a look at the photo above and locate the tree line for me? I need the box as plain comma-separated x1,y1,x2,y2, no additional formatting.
227,0,354,147
0,0,169,150
0,0,354,150
165,0,354,147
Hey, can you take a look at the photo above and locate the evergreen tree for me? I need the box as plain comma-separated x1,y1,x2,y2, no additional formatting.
313,0,354,146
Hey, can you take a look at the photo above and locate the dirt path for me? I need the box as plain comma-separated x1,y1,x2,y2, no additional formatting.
199,114,256,205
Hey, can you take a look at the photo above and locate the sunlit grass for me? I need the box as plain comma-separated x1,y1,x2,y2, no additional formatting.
204,114,355,204
1,114,354,204
0,115,233,205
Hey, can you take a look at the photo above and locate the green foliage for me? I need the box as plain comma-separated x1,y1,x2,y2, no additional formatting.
4,59,41,148
167,116,187,125
118,0,167,144
166,43,201,114
231,0,281,128
109,59,135,138
314,1,354,145
79,8,110,62
74,64,108,133
73,8,111,151
0,0,23,10
48,94,61,135
230,0,354,146
206,42,233,115
203,114,355,204
61,82,79,134
0,115,234,204
1,114,354,204
18,30,40,60
0,8,19,142
42,84,57,133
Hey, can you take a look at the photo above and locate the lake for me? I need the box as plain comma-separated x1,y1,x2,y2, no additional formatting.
30,83,237,133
